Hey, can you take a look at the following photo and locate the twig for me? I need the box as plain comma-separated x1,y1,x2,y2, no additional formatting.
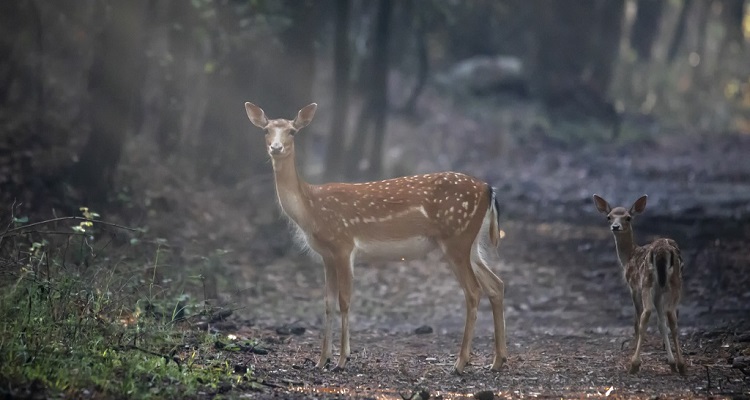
705,365,711,394
1,216,139,236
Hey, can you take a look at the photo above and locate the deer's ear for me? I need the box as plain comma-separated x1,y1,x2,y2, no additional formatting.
630,195,648,215
293,103,317,130
245,102,268,128
593,194,611,214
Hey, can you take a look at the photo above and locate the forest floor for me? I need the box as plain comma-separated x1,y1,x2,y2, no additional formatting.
4,97,750,399
195,128,750,399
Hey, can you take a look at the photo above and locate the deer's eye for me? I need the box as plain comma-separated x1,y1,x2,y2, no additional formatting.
625,216,632,222
606,216,611,221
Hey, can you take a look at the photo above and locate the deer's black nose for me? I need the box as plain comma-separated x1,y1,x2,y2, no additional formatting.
269,143,283,154
611,223,622,231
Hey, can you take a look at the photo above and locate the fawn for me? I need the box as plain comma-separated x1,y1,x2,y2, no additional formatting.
593,194,686,375
244,102,508,374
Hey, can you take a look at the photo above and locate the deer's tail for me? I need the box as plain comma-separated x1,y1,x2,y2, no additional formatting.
488,186,502,247
653,250,669,288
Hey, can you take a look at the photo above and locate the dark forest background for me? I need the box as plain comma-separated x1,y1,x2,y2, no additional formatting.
2,2,750,397
1,0,748,215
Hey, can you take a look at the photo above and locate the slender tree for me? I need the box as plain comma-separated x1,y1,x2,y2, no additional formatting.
344,0,392,179
667,0,695,63
630,0,665,61
325,0,351,178
70,1,149,203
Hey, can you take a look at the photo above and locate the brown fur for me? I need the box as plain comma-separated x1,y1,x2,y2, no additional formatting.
246,102,507,374
593,194,686,375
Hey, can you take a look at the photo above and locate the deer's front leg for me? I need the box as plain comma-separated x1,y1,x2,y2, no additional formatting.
333,253,353,371
317,259,339,369
630,288,643,341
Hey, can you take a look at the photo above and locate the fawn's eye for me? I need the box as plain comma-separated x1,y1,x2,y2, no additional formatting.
625,216,632,222
606,216,611,221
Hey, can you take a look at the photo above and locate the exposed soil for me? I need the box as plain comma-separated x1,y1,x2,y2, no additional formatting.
192,129,750,399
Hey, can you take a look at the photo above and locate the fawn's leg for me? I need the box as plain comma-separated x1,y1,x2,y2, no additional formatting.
630,290,652,373
333,253,354,371
630,288,643,341
667,309,687,375
442,241,481,375
653,294,676,368
317,258,339,369
472,255,507,371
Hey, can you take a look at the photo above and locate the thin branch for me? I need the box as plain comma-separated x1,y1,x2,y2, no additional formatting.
1,216,139,236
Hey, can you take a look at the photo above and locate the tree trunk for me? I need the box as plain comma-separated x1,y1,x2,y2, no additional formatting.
401,0,429,115
0,1,22,103
667,0,695,63
279,0,320,171
344,0,392,180
69,1,148,203
366,0,392,178
531,0,598,99
630,0,665,61
531,0,622,135
325,0,351,178
589,0,625,94
159,0,196,155
719,0,745,58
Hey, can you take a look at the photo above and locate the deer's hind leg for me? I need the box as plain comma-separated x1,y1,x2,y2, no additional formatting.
653,293,676,370
441,239,482,375
630,289,653,374
471,245,507,371
667,309,687,375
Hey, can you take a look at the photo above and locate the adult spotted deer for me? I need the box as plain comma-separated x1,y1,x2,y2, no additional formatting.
593,194,686,375
245,102,507,374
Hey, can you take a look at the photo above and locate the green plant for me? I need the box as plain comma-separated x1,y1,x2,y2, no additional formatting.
0,211,262,398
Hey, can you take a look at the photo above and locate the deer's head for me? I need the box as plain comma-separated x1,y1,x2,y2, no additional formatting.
593,194,648,233
244,102,317,159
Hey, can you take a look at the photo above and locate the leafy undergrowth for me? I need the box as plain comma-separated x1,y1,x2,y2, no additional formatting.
0,209,264,399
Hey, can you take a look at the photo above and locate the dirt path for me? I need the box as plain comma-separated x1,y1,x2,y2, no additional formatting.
223,217,749,399
176,132,750,399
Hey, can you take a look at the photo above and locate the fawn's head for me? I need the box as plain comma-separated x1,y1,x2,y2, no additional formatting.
244,102,317,159
593,194,648,233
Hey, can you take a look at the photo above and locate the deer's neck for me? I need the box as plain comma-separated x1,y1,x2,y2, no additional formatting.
271,154,312,227
612,230,637,268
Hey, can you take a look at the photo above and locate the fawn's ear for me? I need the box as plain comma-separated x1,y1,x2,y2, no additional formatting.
592,194,611,214
630,195,648,215
645,247,654,267
672,248,683,273
245,102,268,128
293,103,317,130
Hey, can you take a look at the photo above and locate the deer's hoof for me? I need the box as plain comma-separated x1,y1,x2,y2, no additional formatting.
453,360,467,375
677,362,687,375
315,358,330,369
332,358,348,372
628,360,641,374
490,356,507,372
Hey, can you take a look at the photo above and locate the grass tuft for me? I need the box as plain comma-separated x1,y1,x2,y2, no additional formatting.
0,212,257,398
